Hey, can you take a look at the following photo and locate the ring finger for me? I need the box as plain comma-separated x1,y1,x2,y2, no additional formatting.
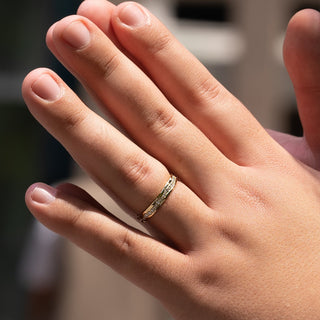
22,68,215,251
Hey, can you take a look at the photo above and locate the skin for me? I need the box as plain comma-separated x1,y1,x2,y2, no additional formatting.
22,1,320,319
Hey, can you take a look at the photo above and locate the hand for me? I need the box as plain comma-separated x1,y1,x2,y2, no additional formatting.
22,2,320,319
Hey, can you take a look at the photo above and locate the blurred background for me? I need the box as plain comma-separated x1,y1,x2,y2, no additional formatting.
0,0,319,319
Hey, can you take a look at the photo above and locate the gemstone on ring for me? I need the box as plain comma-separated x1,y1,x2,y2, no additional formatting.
137,175,177,223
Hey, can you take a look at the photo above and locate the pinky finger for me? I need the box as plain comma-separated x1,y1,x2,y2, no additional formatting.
25,182,188,302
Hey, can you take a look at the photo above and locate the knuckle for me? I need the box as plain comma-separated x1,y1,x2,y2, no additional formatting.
193,76,222,107
60,107,87,132
115,229,136,255
68,208,85,229
146,107,177,137
99,53,121,79
148,31,173,56
120,153,153,187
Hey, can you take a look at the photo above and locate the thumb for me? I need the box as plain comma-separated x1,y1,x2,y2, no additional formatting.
283,9,320,159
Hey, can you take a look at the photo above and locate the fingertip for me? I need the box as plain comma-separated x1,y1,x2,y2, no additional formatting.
25,182,72,235
49,15,90,44
77,0,116,38
25,183,37,208
111,1,161,54
22,68,63,103
46,22,58,50
25,183,58,226
23,68,56,87
77,0,93,15
114,2,150,29
26,183,57,207
284,9,320,52
22,68,50,99
77,0,115,18
288,8,320,29
283,9,320,81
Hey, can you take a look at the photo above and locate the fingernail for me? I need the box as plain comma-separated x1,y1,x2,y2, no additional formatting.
118,3,149,28
31,74,61,101
62,21,91,49
31,185,56,205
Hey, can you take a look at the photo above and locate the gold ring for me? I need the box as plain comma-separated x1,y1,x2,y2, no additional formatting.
138,175,177,223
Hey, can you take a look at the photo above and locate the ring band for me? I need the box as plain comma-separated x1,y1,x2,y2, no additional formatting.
138,175,177,223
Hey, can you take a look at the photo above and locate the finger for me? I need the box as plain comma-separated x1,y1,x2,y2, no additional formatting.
25,182,188,304
45,14,234,199
107,2,275,166
77,0,154,70
22,68,213,251
283,9,320,159
77,0,119,45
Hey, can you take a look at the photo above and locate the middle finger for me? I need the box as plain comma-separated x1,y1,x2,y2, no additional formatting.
46,15,235,201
